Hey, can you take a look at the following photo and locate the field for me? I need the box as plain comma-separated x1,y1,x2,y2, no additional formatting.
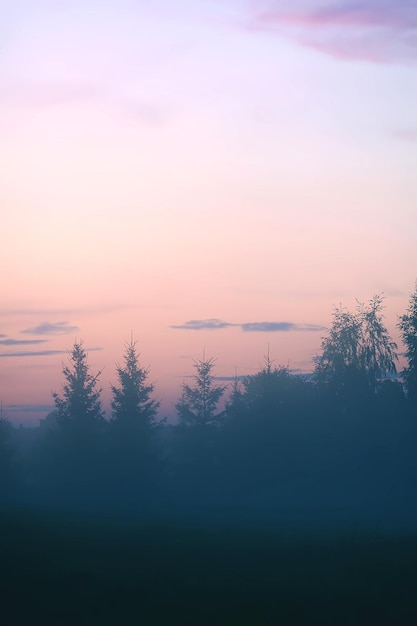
2,508,417,625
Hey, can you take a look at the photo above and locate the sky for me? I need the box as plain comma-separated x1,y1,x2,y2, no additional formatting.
1,0,417,424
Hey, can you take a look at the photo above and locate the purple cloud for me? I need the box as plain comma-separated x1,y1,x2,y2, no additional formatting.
5,404,55,414
0,350,68,358
22,321,79,335
250,1,417,64
3,81,104,109
0,346,103,358
170,319,237,330
393,129,417,143
241,322,325,332
171,319,325,332
0,338,47,346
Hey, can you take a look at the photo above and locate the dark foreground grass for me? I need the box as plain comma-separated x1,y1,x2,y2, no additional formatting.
1,509,417,625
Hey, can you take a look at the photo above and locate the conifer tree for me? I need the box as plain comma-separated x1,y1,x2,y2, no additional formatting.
176,356,226,428
53,340,105,429
0,402,15,500
111,339,160,429
41,341,105,501
107,339,162,499
174,356,226,494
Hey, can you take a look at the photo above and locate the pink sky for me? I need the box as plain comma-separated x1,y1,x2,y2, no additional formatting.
1,0,416,424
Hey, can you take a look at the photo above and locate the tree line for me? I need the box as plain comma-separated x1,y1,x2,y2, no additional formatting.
1,284,417,523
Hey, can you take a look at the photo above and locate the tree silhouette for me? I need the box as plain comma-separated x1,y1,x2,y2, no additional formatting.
53,340,105,429
0,403,16,502
315,295,398,402
224,374,246,423
398,281,417,405
176,356,226,428
44,340,105,502
240,354,298,416
111,339,160,429
108,339,162,502
222,356,312,492
174,356,226,497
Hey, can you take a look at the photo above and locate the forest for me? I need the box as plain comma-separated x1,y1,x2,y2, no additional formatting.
1,285,417,624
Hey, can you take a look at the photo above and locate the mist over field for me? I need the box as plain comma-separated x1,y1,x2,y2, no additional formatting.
2,288,417,624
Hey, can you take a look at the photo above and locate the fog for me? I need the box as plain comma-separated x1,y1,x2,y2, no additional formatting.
2,291,417,623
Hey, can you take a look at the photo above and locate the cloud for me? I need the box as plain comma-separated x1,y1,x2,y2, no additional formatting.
22,321,79,335
0,346,103,358
0,334,6,337
2,80,168,129
0,338,48,346
241,321,294,332
119,98,168,126
0,308,81,317
2,81,105,109
393,129,417,143
0,350,68,358
171,319,325,332
0,303,132,318
250,1,417,64
241,322,326,332
5,404,55,414
170,319,237,330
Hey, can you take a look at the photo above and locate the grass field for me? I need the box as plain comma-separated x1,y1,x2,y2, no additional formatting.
2,508,417,625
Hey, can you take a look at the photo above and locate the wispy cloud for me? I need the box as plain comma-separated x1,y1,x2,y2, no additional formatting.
393,129,417,143
0,350,68,358
171,319,325,332
2,81,105,109
170,319,237,330
22,321,79,335
0,303,132,318
2,80,168,128
0,346,103,358
5,404,55,414
250,1,417,64
119,98,168,126
0,308,82,317
0,338,48,346
241,322,325,332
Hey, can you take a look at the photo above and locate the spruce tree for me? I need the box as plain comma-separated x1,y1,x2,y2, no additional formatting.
111,339,160,429
174,356,226,493
176,356,226,428
109,339,161,498
46,341,105,500
53,340,104,429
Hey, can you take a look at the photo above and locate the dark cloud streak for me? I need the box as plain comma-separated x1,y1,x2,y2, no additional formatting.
171,319,325,333
0,346,103,358
170,319,237,330
241,322,325,332
22,321,79,335
0,339,48,346
0,350,68,358
5,404,55,414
